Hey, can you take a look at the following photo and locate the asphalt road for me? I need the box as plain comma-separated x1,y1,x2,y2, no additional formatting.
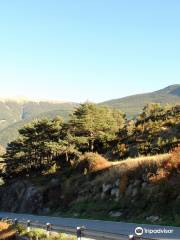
0,212,180,239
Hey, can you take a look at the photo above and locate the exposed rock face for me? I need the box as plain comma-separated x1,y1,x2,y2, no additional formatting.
102,183,112,193
0,180,61,214
111,188,119,197
0,169,178,222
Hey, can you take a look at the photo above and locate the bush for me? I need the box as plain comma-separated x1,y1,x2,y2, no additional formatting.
76,152,111,174
167,146,180,172
20,227,76,240
0,222,16,240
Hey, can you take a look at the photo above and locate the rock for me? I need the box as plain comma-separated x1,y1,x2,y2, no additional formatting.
115,179,120,187
26,186,38,199
115,190,120,198
146,216,160,222
132,188,138,197
176,195,180,200
50,178,59,185
133,180,141,187
141,182,147,189
142,174,149,182
125,184,133,196
101,192,105,199
111,188,119,197
73,213,79,217
102,183,112,193
109,211,123,217
146,185,157,199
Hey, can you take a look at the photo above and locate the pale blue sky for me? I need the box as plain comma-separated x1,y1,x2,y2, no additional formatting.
0,0,179,102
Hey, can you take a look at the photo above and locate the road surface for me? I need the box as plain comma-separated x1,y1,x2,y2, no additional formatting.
0,212,180,239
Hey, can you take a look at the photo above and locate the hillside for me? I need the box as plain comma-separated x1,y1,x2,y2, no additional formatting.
0,99,77,131
100,84,180,118
0,102,180,226
1,150,180,226
0,84,180,146
0,100,78,146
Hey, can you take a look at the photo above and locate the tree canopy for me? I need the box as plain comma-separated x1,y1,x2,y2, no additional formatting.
1,103,180,181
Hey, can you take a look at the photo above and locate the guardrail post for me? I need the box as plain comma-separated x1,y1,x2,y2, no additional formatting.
14,218,18,225
27,220,31,232
46,222,51,237
76,226,82,240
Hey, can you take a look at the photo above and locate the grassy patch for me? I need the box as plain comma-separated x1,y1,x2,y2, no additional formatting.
18,226,76,240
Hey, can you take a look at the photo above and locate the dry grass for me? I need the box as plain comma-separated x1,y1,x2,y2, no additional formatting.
0,222,9,231
0,222,16,240
93,153,171,185
168,146,180,170
112,153,170,171
77,152,112,174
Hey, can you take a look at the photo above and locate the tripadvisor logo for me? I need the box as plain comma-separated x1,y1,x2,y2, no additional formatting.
135,226,174,236
135,227,143,236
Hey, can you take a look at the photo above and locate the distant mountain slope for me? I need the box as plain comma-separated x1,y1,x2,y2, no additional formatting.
0,100,78,146
0,85,180,146
0,108,74,147
0,100,77,131
100,84,180,118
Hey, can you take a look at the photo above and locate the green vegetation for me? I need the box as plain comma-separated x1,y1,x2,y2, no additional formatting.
0,221,16,240
0,84,179,146
17,225,76,240
113,103,180,159
2,103,124,180
0,100,77,146
59,148,180,226
0,100,180,226
1,102,180,181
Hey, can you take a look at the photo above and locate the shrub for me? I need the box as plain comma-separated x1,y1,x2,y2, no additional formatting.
164,146,180,172
91,153,171,187
0,222,16,240
76,152,111,174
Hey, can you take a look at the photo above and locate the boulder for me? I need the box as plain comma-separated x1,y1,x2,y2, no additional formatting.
50,178,59,186
133,180,141,187
109,211,123,217
132,188,138,197
125,184,133,196
101,192,105,199
111,188,119,197
115,179,120,187
73,213,79,217
146,216,160,222
141,182,147,189
102,183,112,193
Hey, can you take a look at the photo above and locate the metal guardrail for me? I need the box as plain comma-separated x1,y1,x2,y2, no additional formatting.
18,219,157,240
1,218,157,240
19,220,125,240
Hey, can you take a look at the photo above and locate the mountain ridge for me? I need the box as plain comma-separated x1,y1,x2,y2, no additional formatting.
0,84,179,146
100,84,180,118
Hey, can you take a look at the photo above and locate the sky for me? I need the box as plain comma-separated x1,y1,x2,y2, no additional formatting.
0,0,179,103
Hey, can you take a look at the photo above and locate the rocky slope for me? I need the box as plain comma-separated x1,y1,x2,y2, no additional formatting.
0,152,179,225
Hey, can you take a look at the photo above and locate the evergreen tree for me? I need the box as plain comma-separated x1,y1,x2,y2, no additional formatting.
69,103,125,152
